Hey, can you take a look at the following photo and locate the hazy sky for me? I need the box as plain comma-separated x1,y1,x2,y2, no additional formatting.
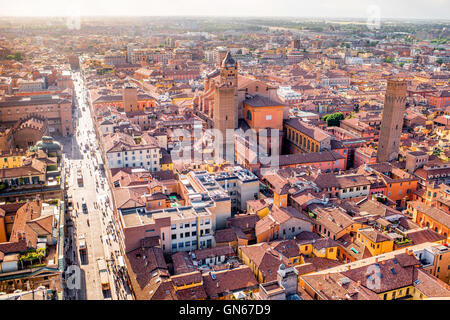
0,0,449,20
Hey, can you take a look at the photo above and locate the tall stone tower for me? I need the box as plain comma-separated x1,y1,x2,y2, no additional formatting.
123,86,139,113
213,52,238,135
377,79,407,163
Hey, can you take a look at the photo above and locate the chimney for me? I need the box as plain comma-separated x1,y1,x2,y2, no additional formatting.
216,281,220,288
317,282,323,292
347,265,351,271
381,260,385,265
356,280,361,287
375,257,379,263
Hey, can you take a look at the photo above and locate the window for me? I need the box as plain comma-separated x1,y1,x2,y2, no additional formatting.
171,224,176,230
247,110,252,120
185,232,190,237
185,223,190,228
266,114,272,121
171,234,176,240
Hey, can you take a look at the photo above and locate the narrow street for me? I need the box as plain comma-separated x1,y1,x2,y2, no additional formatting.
60,71,133,300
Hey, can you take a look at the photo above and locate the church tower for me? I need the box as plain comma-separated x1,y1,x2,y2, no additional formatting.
213,51,238,135
377,79,407,163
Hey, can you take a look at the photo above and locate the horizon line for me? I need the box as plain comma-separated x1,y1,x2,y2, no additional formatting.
0,15,449,21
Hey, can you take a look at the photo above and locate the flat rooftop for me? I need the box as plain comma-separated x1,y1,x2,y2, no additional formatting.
122,205,212,228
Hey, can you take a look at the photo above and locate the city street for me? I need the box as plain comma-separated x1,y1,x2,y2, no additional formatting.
60,71,133,300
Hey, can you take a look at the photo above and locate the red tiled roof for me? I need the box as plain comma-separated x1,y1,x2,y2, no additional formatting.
202,266,258,297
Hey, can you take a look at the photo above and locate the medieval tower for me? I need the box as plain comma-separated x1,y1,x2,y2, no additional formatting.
123,86,139,113
377,79,407,163
213,51,238,136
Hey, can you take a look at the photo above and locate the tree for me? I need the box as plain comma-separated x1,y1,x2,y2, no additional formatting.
322,112,345,127
384,56,394,63
436,58,443,65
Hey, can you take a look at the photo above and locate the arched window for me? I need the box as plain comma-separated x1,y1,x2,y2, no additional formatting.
247,110,252,120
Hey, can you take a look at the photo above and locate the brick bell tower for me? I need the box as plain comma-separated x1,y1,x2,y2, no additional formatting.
377,78,407,163
213,52,238,161
213,51,238,135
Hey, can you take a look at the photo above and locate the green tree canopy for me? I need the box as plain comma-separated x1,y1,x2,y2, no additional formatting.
322,112,345,127
6,52,23,61
384,56,394,63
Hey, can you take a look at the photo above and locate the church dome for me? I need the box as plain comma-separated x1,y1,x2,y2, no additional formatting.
36,136,61,153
